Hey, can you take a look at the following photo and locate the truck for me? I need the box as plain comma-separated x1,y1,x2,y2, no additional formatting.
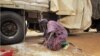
0,0,100,45
0,0,49,45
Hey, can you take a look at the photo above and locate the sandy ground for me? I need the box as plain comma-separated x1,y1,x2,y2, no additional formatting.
0,31,100,56
25,31,100,56
68,32,100,56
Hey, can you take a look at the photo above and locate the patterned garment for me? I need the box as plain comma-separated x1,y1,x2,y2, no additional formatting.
44,20,68,51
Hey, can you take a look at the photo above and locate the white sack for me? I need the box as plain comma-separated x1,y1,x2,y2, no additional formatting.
50,0,76,15
50,0,92,30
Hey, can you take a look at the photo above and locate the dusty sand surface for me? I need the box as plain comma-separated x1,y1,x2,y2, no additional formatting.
68,32,100,56
25,32,100,56
1,40,85,56
1,32,100,56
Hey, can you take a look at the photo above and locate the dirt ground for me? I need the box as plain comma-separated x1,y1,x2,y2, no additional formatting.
25,32,100,56
1,31,100,56
67,32,100,56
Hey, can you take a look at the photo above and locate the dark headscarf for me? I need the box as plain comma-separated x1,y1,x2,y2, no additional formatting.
39,19,48,35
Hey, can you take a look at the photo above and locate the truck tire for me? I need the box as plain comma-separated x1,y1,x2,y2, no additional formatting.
0,11,25,45
97,21,100,32
97,26,100,33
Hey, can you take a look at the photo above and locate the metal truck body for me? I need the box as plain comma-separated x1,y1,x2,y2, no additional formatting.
0,0,49,45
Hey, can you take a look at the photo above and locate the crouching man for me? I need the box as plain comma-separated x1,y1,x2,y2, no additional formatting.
39,13,69,51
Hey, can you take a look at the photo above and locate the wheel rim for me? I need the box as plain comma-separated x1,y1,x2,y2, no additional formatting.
1,21,17,38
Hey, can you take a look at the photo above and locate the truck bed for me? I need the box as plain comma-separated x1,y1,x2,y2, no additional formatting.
0,0,49,12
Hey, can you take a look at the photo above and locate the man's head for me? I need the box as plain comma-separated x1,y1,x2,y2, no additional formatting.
39,19,48,32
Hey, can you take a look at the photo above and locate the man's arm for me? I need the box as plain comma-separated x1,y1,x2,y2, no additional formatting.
47,32,55,41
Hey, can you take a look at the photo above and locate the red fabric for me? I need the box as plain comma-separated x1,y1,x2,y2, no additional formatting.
0,49,13,56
